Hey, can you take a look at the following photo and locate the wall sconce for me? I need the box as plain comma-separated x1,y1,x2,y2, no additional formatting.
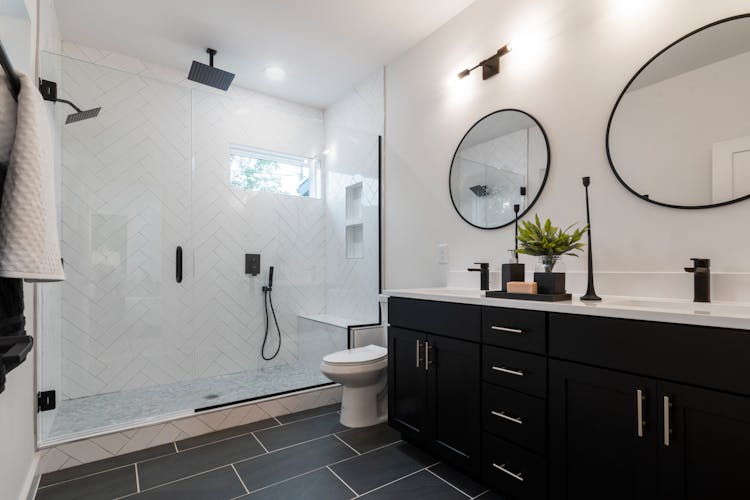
458,43,512,80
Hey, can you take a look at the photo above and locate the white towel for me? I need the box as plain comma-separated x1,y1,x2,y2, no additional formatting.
0,72,64,282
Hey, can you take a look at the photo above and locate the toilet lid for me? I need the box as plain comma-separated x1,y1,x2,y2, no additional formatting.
323,345,387,365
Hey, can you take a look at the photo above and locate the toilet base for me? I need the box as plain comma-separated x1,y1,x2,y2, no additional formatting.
339,383,387,428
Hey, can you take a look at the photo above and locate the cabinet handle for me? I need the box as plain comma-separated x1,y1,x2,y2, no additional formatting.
176,246,183,283
491,410,523,425
424,341,433,371
491,325,524,334
663,396,672,447
636,389,644,438
415,340,421,368
492,463,524,482
492,366,524,377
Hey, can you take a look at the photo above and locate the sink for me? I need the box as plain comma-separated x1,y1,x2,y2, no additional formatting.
604,297,750,317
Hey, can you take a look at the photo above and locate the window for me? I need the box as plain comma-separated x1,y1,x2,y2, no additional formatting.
230,145,320,198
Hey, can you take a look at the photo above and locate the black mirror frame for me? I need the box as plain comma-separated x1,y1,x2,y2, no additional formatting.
605,13,750,210
449,108,551,230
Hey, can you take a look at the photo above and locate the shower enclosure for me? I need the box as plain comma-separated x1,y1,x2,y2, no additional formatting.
37,52,382,445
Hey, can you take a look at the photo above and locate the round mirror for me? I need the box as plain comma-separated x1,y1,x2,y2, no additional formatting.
449,109,550,229
607,14,750,209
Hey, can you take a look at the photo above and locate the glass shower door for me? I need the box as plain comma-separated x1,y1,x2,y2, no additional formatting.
37,53,193,444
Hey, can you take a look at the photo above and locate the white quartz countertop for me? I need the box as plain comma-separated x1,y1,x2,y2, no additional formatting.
381,288,750,330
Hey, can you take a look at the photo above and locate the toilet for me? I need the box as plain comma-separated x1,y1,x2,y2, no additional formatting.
321,342,388,428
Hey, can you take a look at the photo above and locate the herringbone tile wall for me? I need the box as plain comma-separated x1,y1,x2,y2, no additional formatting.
37,46,381,445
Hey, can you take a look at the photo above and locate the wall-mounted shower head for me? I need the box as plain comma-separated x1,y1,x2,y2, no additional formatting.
39,79,101,125
188,48,235,91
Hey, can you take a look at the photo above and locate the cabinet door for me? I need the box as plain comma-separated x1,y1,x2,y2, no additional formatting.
658,382,750,500
549,360,658,500
427,334,481,472
388,327,428,442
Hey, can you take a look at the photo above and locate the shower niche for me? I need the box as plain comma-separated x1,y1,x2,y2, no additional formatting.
36,51,383,446
346,182,364,259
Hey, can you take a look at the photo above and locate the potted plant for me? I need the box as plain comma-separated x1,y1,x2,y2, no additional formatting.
517,215,587,294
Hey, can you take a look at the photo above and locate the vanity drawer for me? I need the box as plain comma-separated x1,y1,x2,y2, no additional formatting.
389,297,480,342
483,345,547,397
482,432,547,500
482,307,546,354
549,313,750,397
482,383,546,455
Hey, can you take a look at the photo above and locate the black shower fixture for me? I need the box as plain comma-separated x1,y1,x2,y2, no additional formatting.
39,79,101,124
188,48,235,90
469,184,490,197
458,43,512,80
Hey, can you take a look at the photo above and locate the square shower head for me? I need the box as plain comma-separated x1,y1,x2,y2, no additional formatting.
65,107,101,124
188,61,235,90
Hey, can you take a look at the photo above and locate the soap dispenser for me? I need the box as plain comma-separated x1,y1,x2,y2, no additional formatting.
501,204,525,291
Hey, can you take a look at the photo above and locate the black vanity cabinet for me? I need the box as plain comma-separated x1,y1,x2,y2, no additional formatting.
658,382,750,499
549,360,658,500
388,297,750,500
549,313,750,500
388,298,481,472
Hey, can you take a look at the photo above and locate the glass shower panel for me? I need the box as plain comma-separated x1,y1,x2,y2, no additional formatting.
189,87,335,408
37,53,193,444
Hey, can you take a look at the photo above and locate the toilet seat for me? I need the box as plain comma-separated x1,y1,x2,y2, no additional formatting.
322,345,387,366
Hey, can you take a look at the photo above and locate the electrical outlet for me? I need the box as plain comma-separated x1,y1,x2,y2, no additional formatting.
437,244,449,264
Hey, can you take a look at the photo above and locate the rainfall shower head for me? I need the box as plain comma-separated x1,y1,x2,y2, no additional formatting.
469,184,490,197
188,48,235,90
39,80,101,125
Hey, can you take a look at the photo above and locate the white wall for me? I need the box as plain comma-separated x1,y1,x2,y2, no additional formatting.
384,0,750,297
324,70,384,323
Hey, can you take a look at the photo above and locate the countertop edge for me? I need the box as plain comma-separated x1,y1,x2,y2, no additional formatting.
381,290,750,331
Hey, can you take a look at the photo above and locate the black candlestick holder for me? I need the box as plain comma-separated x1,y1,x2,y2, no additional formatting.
581,177,601,301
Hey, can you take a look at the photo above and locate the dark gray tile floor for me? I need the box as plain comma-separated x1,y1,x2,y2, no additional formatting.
36,404,496,499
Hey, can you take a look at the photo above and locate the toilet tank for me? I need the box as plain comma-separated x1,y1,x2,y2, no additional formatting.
350,324,386,348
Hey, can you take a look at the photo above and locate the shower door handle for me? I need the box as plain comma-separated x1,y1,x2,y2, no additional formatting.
176,246,183,283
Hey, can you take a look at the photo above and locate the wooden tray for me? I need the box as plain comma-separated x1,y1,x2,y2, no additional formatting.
485,290,572,302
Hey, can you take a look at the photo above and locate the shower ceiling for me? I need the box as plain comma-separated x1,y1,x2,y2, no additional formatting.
53,0,476,107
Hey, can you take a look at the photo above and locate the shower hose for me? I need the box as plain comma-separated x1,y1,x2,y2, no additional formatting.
261,287,282,360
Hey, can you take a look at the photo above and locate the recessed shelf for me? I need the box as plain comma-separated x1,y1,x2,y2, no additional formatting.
346,182,363,223
346,223,364,259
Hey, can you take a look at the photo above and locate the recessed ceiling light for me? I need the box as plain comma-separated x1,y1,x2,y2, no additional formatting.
265,66,286,82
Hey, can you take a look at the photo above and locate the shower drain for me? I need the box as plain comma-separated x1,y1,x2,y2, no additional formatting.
203,394,220,400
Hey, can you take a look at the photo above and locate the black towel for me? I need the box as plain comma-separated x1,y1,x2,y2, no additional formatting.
0,160,26,393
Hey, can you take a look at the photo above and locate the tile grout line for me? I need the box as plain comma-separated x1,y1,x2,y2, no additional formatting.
333,433,361,455
173,441,179,453
355,462,441,497
470,490,491,499
172,421,282,453
326,465,359,497
425,467,473,499
251,431,270,453
231,464,250,495
231,440,405,496
134,463,140,492
272,416,283,425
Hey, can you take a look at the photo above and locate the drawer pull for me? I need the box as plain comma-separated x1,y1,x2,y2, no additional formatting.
636,389,644,438
492,463,524,482
492,366,525,377
415,339,421,368
491,325,524,334
663,396,672,447
491,410,523,425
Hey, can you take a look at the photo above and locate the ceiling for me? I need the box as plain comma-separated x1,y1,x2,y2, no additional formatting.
54,0,476,108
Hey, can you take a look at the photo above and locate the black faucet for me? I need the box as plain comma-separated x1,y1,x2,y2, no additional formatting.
684,258,710,303
468,262,490,291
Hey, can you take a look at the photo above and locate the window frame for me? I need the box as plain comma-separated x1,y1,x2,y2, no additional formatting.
229,144,321,199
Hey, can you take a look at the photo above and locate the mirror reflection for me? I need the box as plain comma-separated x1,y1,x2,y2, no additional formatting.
450,109,550,229
608,15,750,208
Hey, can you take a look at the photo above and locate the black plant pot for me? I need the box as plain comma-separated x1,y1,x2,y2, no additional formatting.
534,272,566,295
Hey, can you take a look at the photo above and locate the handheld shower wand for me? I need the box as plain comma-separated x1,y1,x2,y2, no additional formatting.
261,266,281,360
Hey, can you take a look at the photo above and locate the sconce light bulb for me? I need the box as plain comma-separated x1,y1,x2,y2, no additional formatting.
458,68,471,79
497,43,512,57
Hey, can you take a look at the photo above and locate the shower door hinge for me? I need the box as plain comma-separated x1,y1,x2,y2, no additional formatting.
38,390,56,412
